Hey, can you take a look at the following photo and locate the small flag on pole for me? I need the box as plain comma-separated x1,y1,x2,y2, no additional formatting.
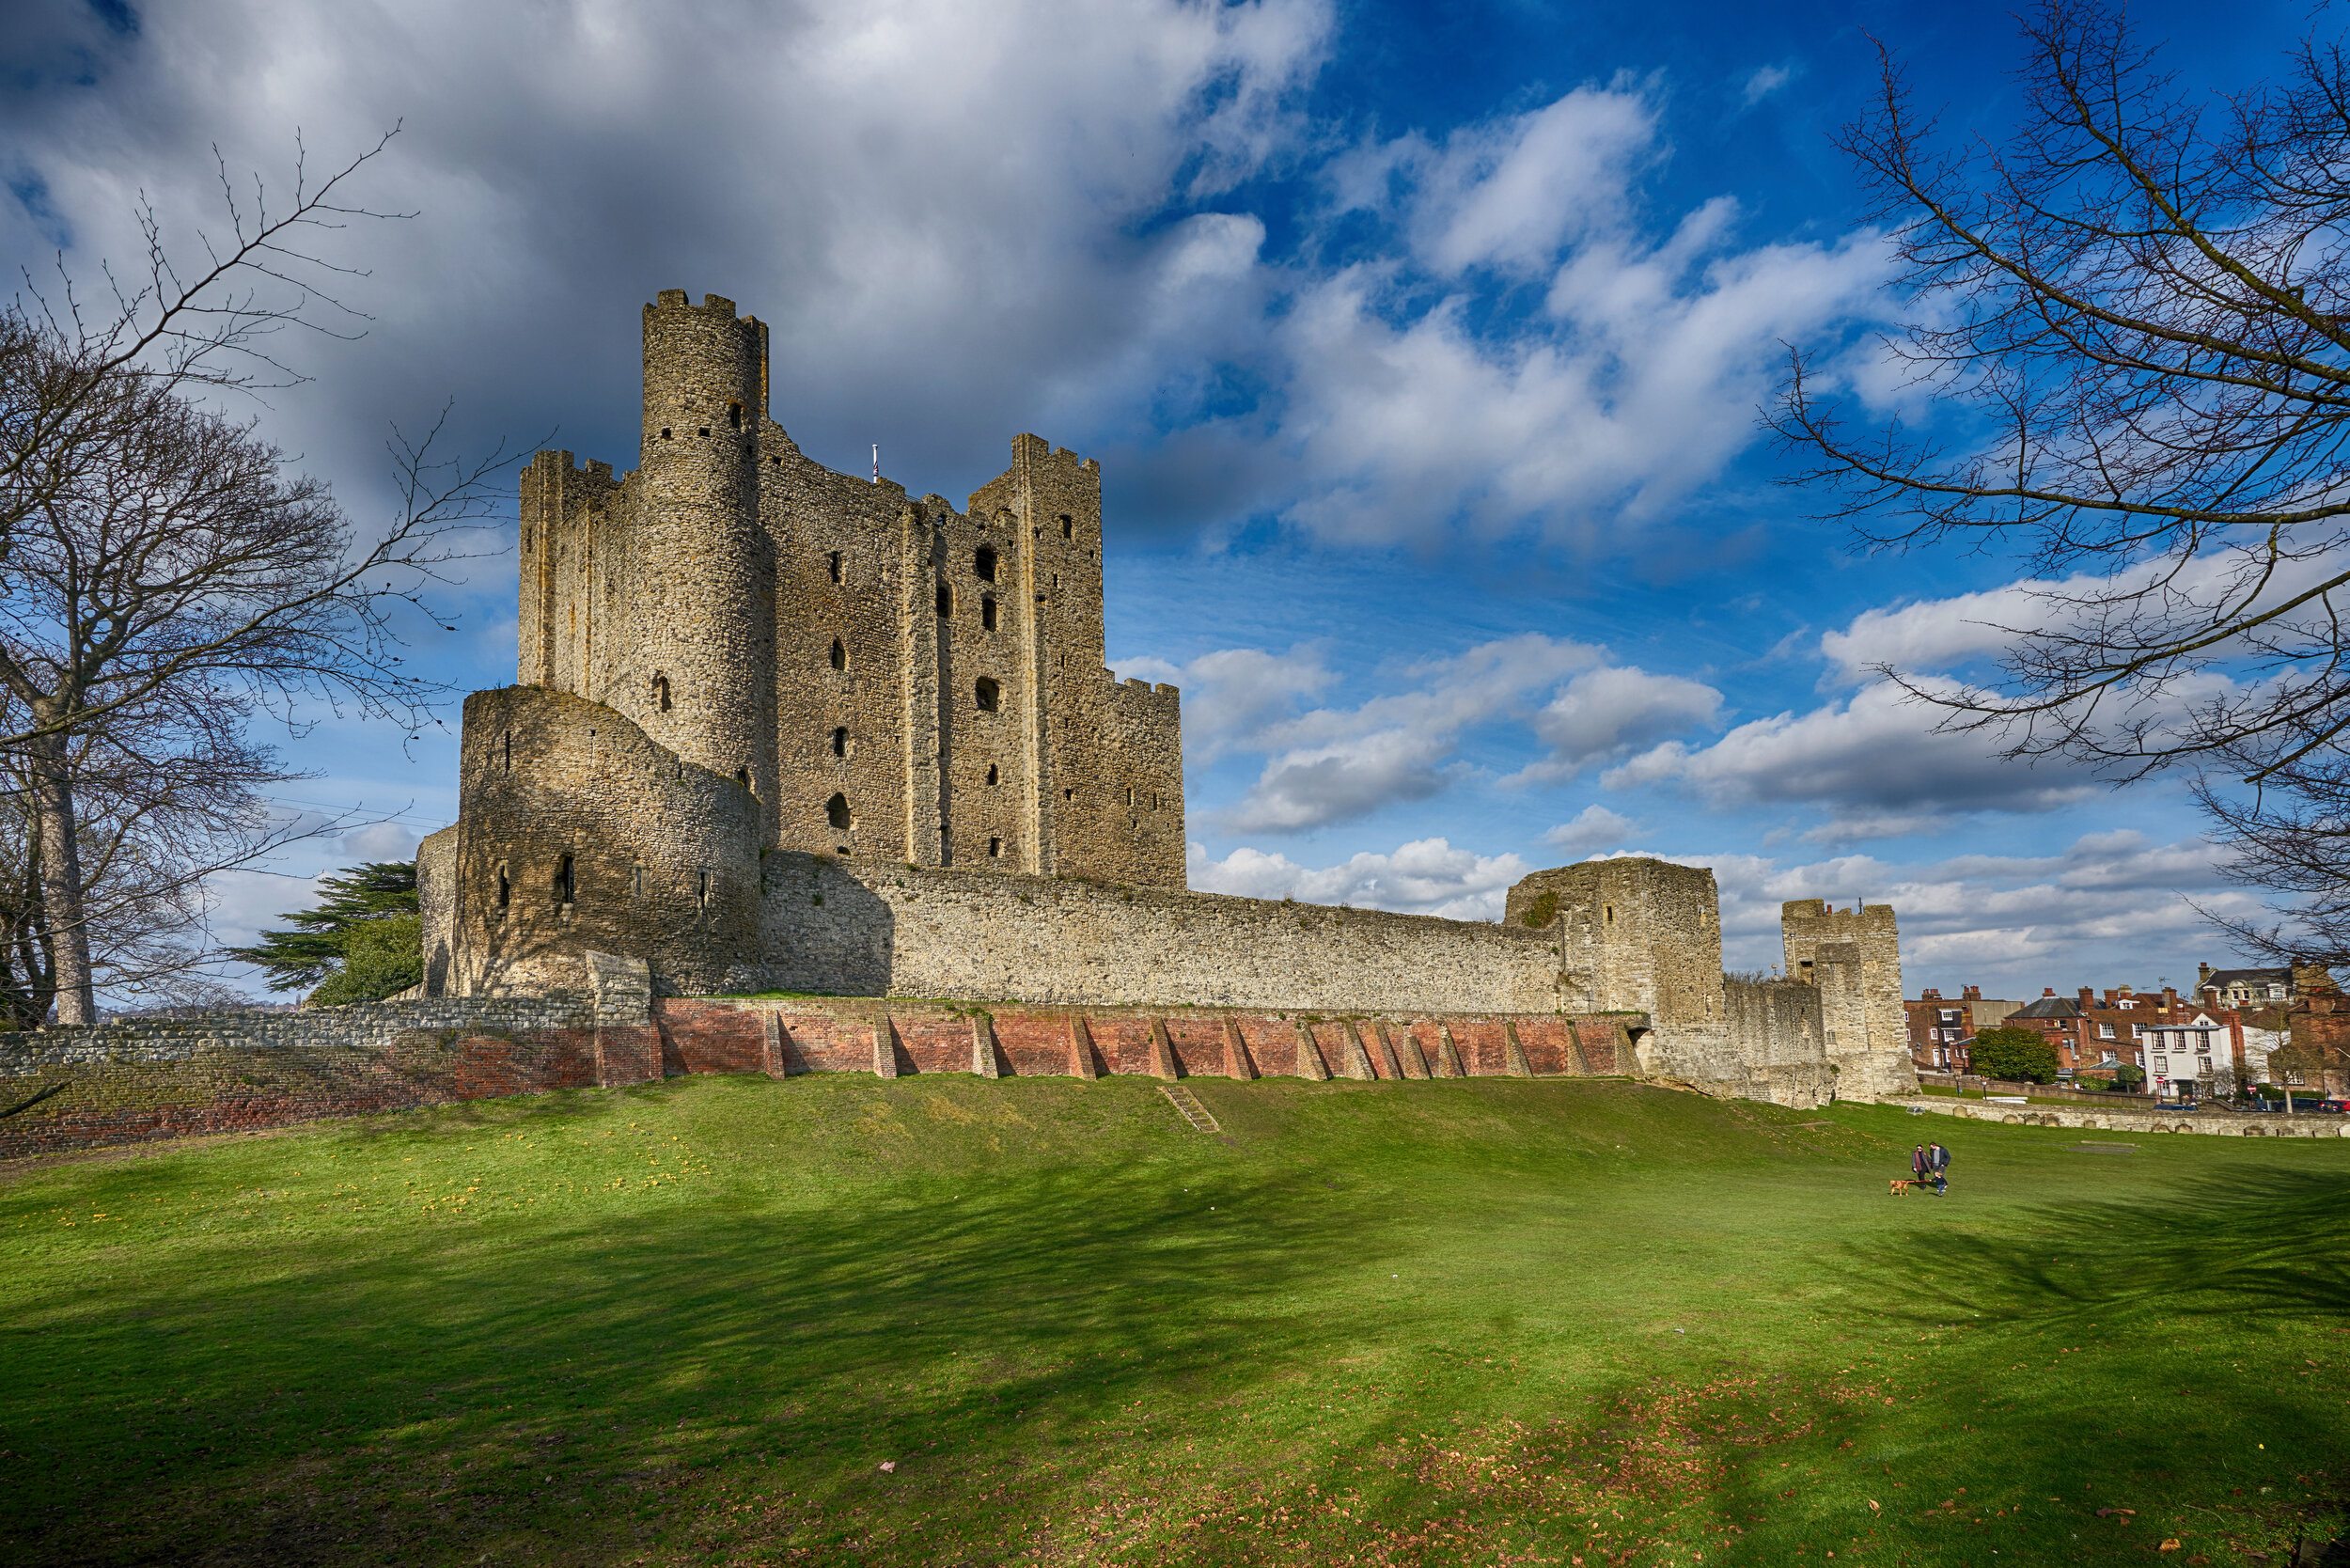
872,444,880,484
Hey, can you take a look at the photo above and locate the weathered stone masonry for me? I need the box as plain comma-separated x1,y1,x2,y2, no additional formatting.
0,288,1923,1161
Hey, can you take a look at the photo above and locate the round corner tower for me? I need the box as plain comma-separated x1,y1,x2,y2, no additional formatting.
630,290,777,823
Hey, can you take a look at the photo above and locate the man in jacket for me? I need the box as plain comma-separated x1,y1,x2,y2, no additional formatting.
1928,1141,1950,1196
1911,1145,1930,1192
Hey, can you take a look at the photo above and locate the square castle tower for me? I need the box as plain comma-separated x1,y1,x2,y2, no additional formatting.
514,290,1183,887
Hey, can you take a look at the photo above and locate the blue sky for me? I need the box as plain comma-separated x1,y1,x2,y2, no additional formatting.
2,0,2320,997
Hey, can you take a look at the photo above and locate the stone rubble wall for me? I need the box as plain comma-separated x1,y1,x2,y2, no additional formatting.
1899,1095,2350,1137
750,853,1568,1014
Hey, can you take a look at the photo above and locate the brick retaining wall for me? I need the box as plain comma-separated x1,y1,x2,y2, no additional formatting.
1,988,1648,1161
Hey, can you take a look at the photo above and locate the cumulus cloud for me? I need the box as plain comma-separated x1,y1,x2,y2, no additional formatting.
1542,804,1641,855
1114,645,1335,763
1512,665,1722,782
1217,633,1601,831
1189,837,1529,919
1606,679,2095,816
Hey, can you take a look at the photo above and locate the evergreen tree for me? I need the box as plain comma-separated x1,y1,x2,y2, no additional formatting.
227,862,419,999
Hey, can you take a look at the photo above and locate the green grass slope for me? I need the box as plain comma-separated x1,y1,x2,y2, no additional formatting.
2,1074,2344,1566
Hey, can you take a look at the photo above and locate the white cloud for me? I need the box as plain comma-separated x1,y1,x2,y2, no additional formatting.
1739,63,1794,106
1114,645,1335,763
1542,804,1641,855
1189,836,1529,919
1607,679,2095,816
339,822,425,863
1219,633,1601,831
1513,664,1723,782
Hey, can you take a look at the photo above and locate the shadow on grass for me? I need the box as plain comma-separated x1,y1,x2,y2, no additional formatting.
0,1161,1408,1565
1834,1166,2350,1330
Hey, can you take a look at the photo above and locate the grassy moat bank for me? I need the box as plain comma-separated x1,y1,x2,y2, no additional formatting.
2,1074,2343,1566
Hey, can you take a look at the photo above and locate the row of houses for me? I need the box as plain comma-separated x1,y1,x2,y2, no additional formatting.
1907,964,2350,1102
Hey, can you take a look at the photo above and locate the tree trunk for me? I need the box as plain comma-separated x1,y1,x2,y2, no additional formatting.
25,714,94,1026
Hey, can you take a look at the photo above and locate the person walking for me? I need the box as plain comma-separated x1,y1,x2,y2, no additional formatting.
1928,1141,1950,1197
1911,1144,1930,1193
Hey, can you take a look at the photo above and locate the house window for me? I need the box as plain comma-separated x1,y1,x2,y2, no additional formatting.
974,677,1000,712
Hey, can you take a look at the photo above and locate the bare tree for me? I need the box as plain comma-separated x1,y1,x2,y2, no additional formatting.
1773,1,2350,965
0,682,338,1028
0,134,509,1024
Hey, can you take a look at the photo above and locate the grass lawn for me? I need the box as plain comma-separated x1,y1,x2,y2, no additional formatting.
2,1074,2344,1566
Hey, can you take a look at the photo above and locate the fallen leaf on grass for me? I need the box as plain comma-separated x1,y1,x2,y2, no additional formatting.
2158,1539,2181,1553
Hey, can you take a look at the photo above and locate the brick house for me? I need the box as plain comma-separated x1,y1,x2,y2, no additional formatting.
1904,986,2020,1072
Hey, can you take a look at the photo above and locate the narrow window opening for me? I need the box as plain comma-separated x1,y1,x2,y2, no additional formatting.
980,596,996,631
503,730,512,774
556,854,575,905
1059,515,1073,539
826,792,853,831
829,638,846,670
975,545,997,582
697,426,711,437
939,825,951,867
652,673,671,712
832,727,848,758
989,837,1002,858
985,762,998,785
728,401,743,430
935,582,952,617
973,677,1000,712
632,865,645,900
1125,785,1134,806
1152,791,1160,810
661,428,673,440
1605,904,1615,925
735,766,751,791
827,551,843,584
697,870,710,908
772,455,781,466
496,866,511,909
1063,788,1075,802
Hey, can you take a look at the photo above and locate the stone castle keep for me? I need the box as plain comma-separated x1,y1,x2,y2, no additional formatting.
0,290,1918,1158
396,290,1919,1108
